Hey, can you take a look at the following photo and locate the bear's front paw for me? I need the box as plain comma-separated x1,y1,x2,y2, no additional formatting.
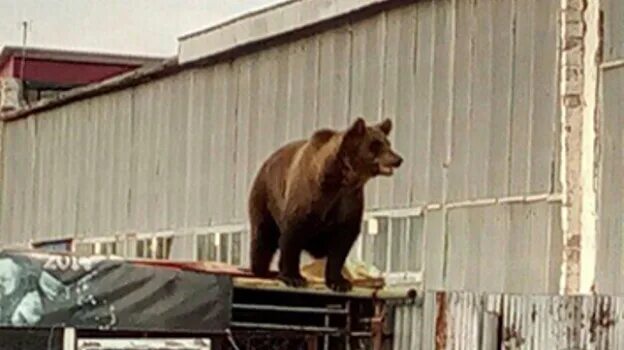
278,274,308,288
326,278,353,292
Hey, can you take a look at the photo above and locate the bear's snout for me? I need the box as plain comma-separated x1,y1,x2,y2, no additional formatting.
390,154,403,168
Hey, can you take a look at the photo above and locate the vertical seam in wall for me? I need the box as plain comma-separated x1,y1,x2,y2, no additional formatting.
549,1,563,293
425,0,436,207
183,72,195,229
379,11,388,123
558,0,570,295
346,23,354,125
314,36,321,128
506,0,517,197
525,0,536,194
464,0,474,200
440,0,457,288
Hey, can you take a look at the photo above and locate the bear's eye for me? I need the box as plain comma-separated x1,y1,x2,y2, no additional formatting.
369,140,382,153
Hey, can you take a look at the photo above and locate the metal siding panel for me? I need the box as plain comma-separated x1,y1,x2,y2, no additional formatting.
15,121,28,239
210,65,231,225
39,115,53,238
73,103,86,235
87,101,101,237
465,207,484,291
246,56,262,213
527,201,550,292
421,292,437,350
127,87,141,231
486,0,514,198
130,84,150,231
31,115,43,239
384,5,417,208
528,0,559,194
273,47,290,151
58,109,72,237
108,97,122,233
605,0,624,61
444,201,559,294
547,202,563,293
154,80,170,230
597,66,624,294
98,96,114,235
64,105,78,236
376,14,400,209
88,101,102,236
79,100,94,236
423,210,445,290
285,40,307,141
350,15,385,209
447,0,471,202
478,205,508,293
153,82,168,230
506,203,530,293
302,38,320,136
0,123,6,240
445,207,468,290
197,67,216,226
225,64,240,223
8,123,20,241
392,306,404,350
217,64,239,223
169,74,190,228
428,0,452,204
5,122,19,241
317,28,350,128
185,70,202,227
45,113,58,237
136,83,152,231
467,0,493,199
255,49,279,220
115,91,133,232
410,2,434,206
234,59,252,224
22,118,36,240
508,0,534,195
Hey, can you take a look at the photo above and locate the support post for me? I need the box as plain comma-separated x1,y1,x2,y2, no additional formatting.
559,0,602,295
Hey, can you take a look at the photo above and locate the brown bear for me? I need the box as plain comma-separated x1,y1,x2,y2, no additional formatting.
248,117,403,292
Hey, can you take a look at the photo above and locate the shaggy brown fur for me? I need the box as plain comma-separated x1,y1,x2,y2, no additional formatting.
248,117,402,292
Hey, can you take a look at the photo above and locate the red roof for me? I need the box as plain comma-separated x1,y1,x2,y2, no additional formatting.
0,46,165,86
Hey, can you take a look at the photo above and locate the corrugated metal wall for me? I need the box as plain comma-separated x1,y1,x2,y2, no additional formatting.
597,66,624,295
596,0,624,295
604,0,624,61
1,0,562,293
391,291,624,349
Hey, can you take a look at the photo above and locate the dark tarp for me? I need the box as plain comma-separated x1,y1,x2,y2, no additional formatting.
0,250,232,332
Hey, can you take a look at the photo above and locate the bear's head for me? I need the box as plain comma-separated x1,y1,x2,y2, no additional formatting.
339,117,403,183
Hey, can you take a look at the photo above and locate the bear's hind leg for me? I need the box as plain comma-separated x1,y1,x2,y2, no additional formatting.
250,215,280,277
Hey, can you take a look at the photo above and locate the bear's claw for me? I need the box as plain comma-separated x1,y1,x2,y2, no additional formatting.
278,274,307,288
326,278,353,292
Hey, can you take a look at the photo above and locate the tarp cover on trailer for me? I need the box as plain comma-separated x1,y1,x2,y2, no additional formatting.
0,249,232,332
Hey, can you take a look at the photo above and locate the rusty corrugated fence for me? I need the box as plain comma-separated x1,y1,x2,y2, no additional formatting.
390,291,624,349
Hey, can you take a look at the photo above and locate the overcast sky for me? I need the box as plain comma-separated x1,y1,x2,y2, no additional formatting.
0,0,284,57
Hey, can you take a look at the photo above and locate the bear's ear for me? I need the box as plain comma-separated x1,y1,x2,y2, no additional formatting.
346,117,366,138
378,118,392,135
